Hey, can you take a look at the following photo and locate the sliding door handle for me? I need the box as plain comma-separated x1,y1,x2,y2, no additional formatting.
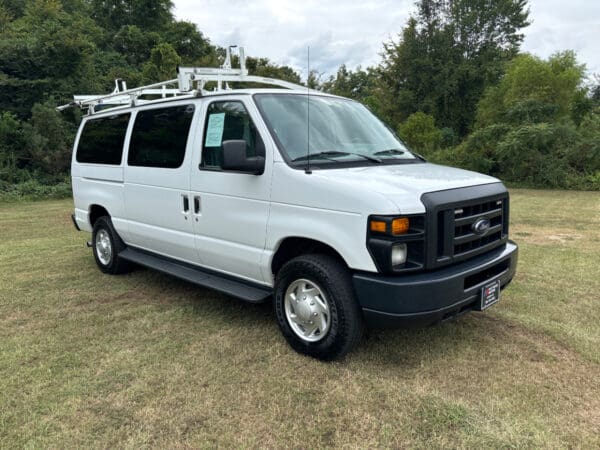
193,195,201,214
182,194,190,213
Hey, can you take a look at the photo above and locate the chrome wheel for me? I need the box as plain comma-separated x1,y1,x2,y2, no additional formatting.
284,278,331,342
95,229,112,266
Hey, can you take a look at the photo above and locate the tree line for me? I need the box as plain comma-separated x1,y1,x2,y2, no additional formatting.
0,0,598,198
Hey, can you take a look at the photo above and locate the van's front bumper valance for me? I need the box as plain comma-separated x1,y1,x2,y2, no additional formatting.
353,241,518,328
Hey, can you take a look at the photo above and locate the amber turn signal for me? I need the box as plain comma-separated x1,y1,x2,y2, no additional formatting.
369,220,387,233
391,217,410,235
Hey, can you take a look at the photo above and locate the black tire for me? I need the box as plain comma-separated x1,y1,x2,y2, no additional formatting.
91,216,132,274
274,254,364,360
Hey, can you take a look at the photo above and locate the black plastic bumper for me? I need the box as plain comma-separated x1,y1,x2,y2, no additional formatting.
353,241,518,328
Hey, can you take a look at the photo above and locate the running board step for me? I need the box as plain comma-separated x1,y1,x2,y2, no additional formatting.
119,248,272,303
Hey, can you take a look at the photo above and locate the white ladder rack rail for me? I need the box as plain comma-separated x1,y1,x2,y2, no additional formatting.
56,78,183,112
56,46,312,114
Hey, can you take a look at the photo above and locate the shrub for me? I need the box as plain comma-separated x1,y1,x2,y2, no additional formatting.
0,111,28,183
0,178,72,201
27,100,75,177
398,112,442,156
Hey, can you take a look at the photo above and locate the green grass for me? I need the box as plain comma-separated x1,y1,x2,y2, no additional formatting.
1,189,599,448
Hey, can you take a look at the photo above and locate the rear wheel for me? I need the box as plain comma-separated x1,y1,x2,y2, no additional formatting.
274,254,364,360
92,216,131,274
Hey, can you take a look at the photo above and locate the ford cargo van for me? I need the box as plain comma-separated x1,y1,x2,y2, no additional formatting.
65,58,518,360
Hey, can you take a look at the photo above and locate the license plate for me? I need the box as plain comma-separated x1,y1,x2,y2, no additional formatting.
481,280,501,310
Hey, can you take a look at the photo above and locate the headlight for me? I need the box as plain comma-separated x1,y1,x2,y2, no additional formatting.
391,243,407,266
367,214,425,273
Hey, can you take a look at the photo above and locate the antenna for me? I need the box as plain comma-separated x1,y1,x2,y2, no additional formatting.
305,46,312,175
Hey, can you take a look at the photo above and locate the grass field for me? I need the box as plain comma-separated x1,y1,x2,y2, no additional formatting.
1,189,599,448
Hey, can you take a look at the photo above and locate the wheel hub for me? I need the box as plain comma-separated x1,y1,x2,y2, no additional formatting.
284,279,331,342
95,229,112,266
294,294,319,323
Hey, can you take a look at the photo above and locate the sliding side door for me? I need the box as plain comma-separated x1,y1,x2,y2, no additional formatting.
123,103,199,263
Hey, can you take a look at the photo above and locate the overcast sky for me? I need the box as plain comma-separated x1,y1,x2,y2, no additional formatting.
173,0,600,81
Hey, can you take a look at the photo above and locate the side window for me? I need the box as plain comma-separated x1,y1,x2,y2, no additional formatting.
201,101,265,169
76,114,130,165
128,104,195,168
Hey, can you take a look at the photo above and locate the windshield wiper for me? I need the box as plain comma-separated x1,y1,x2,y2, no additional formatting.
292,151,381,163
375,148,427,161
374,148,406,156
291,151,340,163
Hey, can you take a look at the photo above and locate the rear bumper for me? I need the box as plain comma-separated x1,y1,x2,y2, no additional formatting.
352,241,518,328
71,213,81,231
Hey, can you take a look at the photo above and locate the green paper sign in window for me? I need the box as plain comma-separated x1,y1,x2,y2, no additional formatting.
204,113,225,147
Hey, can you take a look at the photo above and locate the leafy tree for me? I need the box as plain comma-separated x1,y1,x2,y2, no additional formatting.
89,0,173,32
591,75,600,104
0,111,27,183
0,2,12,30
321,65,379,110
476,51,587,127
306,69,322,89
0,0,25,19
571,112,600,175
439,127,458,148
26,100,75,177
379,0,530,135
436,51,599,189
113,25,160,65
141,42,181,83
398,112,442,156
92,50,142,90
0,0,104,115
163,21,215,64
245,57,302,84
10,0,102,78
0,0,596,192
0,0,306,194
0,101,74,185
494,123,576,186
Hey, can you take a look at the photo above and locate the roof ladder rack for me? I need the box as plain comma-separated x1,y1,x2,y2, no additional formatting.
57,46,311,114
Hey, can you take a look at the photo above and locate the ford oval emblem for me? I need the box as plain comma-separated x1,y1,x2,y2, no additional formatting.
472,218,491,235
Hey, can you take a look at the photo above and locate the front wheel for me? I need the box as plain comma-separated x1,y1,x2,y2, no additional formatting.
274,254,364,360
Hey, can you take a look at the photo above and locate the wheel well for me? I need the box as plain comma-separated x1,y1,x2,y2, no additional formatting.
271,237,347,277
89,205,109,227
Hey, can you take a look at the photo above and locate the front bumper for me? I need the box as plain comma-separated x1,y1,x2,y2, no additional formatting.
353,241,518,328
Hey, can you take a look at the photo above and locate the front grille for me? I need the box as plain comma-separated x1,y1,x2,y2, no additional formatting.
436,196,508,264
452,199,504,257
421,184,509,269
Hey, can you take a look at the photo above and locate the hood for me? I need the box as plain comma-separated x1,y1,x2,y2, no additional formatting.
312,162,501,214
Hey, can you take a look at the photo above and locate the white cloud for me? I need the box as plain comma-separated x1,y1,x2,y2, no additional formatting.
523,0,600,76
173,0,600,79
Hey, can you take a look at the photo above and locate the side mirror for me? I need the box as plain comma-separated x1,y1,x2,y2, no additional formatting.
222,140,265,175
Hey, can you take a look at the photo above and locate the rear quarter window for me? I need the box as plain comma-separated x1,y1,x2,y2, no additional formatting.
128,104,195,168
76,114,130,165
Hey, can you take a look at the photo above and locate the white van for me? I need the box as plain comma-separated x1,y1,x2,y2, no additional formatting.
65,57,518,360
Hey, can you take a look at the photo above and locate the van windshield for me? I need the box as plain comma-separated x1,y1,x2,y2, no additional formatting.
254,94,416,166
